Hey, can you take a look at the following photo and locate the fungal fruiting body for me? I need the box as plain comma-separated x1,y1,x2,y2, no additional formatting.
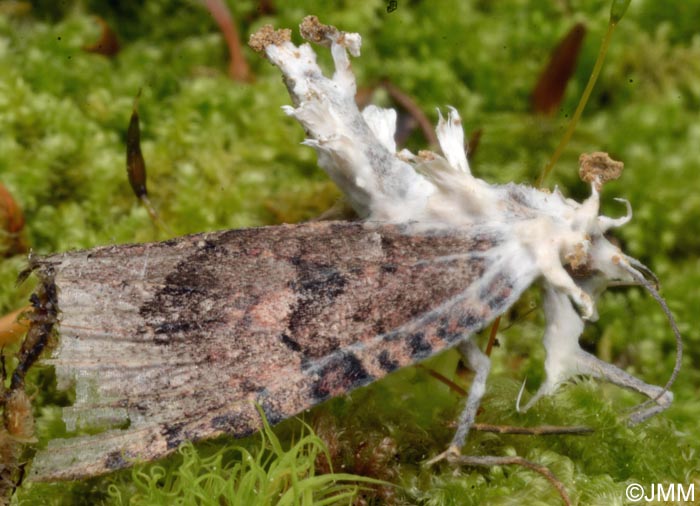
250,16,676,454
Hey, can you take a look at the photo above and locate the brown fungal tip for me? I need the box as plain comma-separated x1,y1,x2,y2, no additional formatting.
417,150,438,161
579,152,624,191
299,15,337,46
248,25,292,53
565,242,588,271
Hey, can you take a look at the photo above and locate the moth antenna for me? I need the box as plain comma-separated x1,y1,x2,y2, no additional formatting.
515,376,528,413
598,198,632,231
623,254,660,290
619,261,682,411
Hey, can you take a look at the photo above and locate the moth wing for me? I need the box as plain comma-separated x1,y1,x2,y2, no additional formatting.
29,221,537,480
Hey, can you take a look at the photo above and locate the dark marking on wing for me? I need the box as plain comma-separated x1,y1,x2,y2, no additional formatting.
458,312,481,329
240,378,265,394
104,451,127,470
162,421,186,450
257,391,286,425
160,284,205,297
378,350,399,372
139,239,229,344
481,274,514,312
408,332,432,359
279,333,302,352
311,352,373,401
211,413,237,431
286,259,348,357
154,321,195,335
437,316,463,343
381,263,397,273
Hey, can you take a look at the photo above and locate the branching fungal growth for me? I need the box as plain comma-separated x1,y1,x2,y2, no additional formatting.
20,15,680,496
251,15,681,452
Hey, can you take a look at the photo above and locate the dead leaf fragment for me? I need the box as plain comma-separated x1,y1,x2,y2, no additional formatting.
83,16,120,58
532,23,586,116
0,183,27,257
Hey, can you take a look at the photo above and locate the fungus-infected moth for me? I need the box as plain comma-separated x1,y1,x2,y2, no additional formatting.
19,16,678,482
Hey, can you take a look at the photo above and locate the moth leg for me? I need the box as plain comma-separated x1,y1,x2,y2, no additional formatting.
570,349,673,424
537,249,594,319
427,338,491,465
520,284,672,423
544,284,673,423
452,338,491,448
518,283,584,412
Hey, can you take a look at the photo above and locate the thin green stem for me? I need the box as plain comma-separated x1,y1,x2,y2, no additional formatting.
140,195,172,236
536,21,618,188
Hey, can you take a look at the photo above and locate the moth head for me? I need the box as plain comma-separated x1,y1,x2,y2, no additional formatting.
568,187,661,324
574,173,683,401
566,152,652,288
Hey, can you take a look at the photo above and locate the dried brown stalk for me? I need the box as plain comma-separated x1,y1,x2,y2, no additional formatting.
449,454,572,506
472,423,593,436
381,80,439,148
202,0,252,81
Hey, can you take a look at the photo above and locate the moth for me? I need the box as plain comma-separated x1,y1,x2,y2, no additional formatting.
16,16,679,482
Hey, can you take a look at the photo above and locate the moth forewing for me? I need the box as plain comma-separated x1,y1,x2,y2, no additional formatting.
28,221,536,481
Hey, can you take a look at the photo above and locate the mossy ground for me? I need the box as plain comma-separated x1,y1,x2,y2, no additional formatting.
1,1,698,504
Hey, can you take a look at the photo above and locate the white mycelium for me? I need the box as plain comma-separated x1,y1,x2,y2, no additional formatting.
251,16,676,452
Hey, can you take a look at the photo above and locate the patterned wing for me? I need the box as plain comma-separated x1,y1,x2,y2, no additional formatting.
29,220,538,480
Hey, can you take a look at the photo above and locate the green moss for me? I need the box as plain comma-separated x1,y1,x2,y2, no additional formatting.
103,415,387,506
18,412,388,506
1,0,699,504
